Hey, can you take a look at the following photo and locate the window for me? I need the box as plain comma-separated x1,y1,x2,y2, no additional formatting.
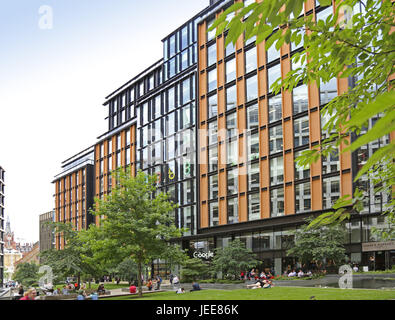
209,175,218,199
322,149,340,174
293,85,309,114
183,180,193,204
225,37,236,56
246,75,258,102
295,182,311,213
126,148,131,165
208,121,218,146
246,104,259,130
181,26,188,50
226,113,237,139
226,85,237,111
182,78,190,105
207,43,217,67
267,45,280,63
207,18,216,42
154,95,161,119
125,132,130,147
320,78,337,105
208,94,218,119
270,156,284,185
228,198,239,224
323,176,341,209
269,125,283,154
248,132,260,161
249,193,260,221
151,142,162,166
166,136,175,161
228,168,238,195
166,112,176,136
268,64,281,93
181,105,191,129
245,47,257,74
226,58,236,83
294,116,310,148
294,150,310,180
249,162,260,191
271,187,284,217
168,87,175,112
208,68,217,92
268,94,282,123
208,145,218,172
227,139,238,166
210,202,219,227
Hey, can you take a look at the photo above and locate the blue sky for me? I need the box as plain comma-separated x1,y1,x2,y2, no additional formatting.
0,0,208,243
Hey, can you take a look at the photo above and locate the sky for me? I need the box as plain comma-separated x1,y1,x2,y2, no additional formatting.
0,0,209,243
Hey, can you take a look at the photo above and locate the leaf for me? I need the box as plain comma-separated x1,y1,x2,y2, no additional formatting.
345,91,395,130
354,142,395,181
318,0,333,7
346,108,395,152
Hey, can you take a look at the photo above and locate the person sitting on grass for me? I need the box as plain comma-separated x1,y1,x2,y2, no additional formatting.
190,282,201,292
288,270,297,277
129,284,137,294
176,287,185,294
247,279,266,289
262,279,273,289
97,284,106,296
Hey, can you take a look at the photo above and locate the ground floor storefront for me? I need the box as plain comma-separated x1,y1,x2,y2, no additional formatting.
151,212,394,278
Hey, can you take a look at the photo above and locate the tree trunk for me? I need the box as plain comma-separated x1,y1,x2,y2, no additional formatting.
137,261,143,298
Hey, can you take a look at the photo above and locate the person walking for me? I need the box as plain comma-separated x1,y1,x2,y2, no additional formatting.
155,275,162,290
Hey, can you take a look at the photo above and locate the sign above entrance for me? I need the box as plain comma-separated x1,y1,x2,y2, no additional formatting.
362,241,395,252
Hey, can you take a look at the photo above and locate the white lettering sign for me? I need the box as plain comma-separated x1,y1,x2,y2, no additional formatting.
193,251,214,260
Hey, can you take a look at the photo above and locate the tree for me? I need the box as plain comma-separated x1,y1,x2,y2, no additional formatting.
180,258,210,282
13,262,39,287
115,258,138,283
211,0,395,227
211,239,259,280
84,169,183,297
40,222,103,288
287,219,347,271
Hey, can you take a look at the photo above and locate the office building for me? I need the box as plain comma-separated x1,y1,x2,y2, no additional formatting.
53,0,394,274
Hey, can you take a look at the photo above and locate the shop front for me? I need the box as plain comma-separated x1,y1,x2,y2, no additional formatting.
361,241,395,271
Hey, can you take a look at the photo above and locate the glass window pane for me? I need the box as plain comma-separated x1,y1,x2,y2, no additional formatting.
294,116,310,148
249,193,260,221
269,125,283,154
207,43,217,67
249,162,260,191
245,47,257,74
271,187,284,217
246,75,258,102
227,168,238,195
270,156,284,185
247,104,259,130
293,85,309,115
226,85,237,111
208,69,217,92
228,198,239,224
295,182,311,213
268,64,281,93
226,58,236,83
268,94,282,123
208,94,218,118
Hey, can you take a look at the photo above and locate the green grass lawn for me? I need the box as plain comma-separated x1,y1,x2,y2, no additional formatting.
103,287,395,301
